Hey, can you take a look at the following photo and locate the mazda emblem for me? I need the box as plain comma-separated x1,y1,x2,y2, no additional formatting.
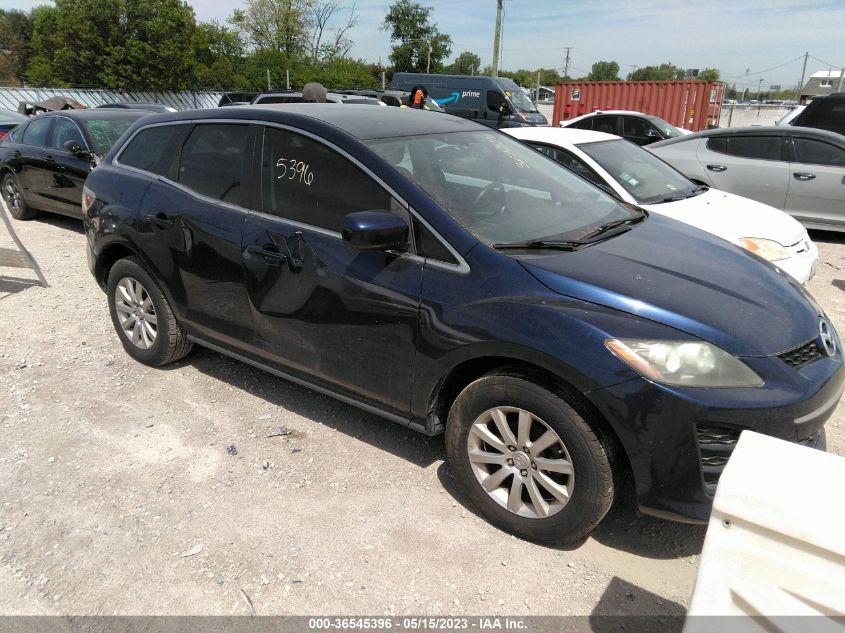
818,319,836,357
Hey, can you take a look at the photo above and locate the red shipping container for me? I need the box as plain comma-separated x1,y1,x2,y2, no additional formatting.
553,81,724,131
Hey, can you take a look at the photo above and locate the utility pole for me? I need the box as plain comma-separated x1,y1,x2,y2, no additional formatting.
563,47,572,79
427,41,431,74
742,68,749,100
491,0,503,77
797,51,809,101
838,67,844,92
757,78,764,101
266,69,271,91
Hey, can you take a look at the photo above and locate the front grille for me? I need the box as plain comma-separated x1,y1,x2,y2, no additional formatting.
778,339,822,369
695,423,742,493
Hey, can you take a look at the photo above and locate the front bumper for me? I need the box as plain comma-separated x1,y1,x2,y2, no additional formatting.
588,348,844,523
776,237,818,285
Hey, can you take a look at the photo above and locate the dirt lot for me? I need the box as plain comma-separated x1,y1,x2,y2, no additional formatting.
1,211,843,617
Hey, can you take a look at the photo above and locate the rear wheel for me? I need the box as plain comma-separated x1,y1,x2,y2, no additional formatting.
2,173,39,220
445,371,615,544
106,257,193,366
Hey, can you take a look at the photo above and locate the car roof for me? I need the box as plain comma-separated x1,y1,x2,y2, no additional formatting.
649,124,845,148
507,126,619,146
134,103,485,140
32,109,152,121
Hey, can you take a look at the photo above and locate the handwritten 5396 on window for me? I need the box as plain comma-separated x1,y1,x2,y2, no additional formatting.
276,157,314,185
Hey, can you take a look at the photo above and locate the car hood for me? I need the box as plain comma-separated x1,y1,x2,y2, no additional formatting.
517,214,819,356
521,111,548,126
641,188,808,247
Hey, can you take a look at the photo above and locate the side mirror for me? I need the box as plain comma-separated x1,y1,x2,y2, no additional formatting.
63,139,90,158
342,211,409,252
644,128,661,138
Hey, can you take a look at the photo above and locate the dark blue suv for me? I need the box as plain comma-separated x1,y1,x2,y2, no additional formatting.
83,105,843,544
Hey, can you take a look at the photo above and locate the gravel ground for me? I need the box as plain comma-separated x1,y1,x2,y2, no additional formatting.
1,212,843,617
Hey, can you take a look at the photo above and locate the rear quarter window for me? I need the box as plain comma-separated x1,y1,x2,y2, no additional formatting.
118,124,191,179
725,136,784,161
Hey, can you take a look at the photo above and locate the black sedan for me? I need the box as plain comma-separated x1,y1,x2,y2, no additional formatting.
0,108,28,140
0,109,148,220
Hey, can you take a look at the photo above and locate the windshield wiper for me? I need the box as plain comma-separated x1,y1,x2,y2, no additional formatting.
579,211,646,241
493,239,584,251
662,185,708,203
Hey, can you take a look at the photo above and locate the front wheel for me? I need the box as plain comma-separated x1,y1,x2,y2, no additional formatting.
106,257,193,366
445,371,615,544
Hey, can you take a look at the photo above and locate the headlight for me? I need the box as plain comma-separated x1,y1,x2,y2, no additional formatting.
606,339,763,388
739,237,789,262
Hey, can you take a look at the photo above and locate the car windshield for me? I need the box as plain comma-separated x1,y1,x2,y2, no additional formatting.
577,138,697,204
648,116,683,137
83,116,140,155
498,80,538,113
365,130,639,246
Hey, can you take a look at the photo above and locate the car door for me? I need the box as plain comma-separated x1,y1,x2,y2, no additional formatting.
16,116,54,206
124,122,258,353
696,134,790,210
242,124,423,416
42,116,91,217
785,134,845,228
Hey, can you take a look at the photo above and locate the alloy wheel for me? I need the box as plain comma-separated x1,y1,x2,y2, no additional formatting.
3,178,21,214
467,406,574,519
114,276,158,350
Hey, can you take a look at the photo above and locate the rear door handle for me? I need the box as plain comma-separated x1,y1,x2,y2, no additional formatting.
144,213,173,228
706,164,727,172
246,244,287,264
793,172,816,181
11,150,21,158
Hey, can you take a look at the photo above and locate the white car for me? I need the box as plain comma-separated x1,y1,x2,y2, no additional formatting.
505,127,818,284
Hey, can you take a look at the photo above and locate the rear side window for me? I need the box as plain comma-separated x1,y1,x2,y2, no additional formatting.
706,137,728,153
178,124,250,206
592,116,618,135
119,124,191,179
799,101,845,135
793,137,845,167
570,118,594,131
262,126,392,232
530,143,602,185
22,117,52,146
724,136,783,161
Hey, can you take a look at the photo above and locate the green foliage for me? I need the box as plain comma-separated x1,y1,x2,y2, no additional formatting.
194,21,246,89
698,67,720,81
445,51,481,76
229,0,314,58
0,9,34,85
27,0,199,90
495,67,566,87
381,0,452,72
628,63,686,81
585,60,620,82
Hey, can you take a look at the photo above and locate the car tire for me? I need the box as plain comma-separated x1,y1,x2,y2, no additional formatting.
445,370,615,544
2,172,39,220
106,257,193,366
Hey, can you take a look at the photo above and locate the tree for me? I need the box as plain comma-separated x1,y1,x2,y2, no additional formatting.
698,67,720,81
229,0,315,58
311,1,358,62
446,51,481,75
27,0,199,90
628,63,685,81
0,9,33,85
585,60,619,81
381,0,452,73
194,21,246,88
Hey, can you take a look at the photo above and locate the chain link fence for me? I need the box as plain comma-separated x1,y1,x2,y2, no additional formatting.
718,104,792,128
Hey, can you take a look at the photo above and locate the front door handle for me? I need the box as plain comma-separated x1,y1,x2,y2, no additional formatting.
11,150,21,158
793,172,816,181
246,244,287,264
706,164,727,172
144,213,173,228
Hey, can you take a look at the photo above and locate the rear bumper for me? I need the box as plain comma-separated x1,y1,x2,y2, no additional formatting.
588,351,844,523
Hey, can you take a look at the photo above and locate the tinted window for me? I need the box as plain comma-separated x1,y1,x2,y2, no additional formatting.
48,117,85,150
178,124,250,206
726,136,783,160
593,116,618,135
793,137,845,167
570,118,594,131
799,101,845,135
623,117,652,138
255,95,304,104
486,91,505,112
262,126,392,232
706,137,728,153
119,124,191,179
22,117,52,146
531,143,603,185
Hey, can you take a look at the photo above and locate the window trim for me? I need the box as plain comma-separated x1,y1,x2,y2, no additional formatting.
113,118,470,274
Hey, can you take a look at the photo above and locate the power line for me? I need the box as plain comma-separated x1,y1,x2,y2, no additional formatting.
809,54,844,68
721,55,804,79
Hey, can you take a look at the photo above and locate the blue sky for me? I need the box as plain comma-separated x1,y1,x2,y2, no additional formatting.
5,0,844,90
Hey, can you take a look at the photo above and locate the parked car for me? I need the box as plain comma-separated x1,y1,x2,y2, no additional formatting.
0,108,28,140
96,102,177,113
776,104,806,126
506,127,818,284
560,110,690,145
250,91,384,106
647,126,845,232
0,109,148,220
791,93,845,136
336,89,445,112
390,72,548,127
83,105,842,544
218,92,260,107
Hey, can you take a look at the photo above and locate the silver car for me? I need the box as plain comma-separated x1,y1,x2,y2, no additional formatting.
648,126,845,232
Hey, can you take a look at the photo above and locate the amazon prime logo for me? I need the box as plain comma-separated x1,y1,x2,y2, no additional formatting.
818,319,836,357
